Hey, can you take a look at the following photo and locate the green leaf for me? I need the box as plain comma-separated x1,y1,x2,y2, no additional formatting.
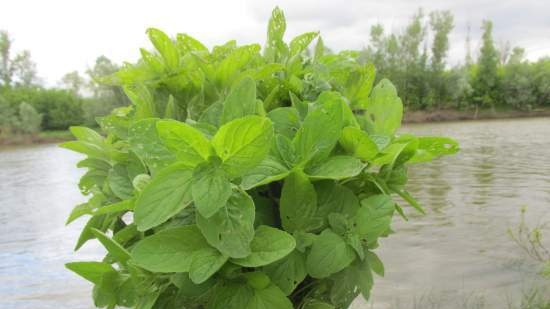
212,115,274,177
289,32,319,56
69,126,104,145
124,84,156,119
357,258,374,300
147,28,179,69
280,170,317,232
306,229,356,278
65,261,115,285
192,159,232,218
129,118,176,174
314,181,360,227
131,225,209,272
91,228,131,264
306,156,364,180
92,271,120,308
222,77,257,124
75,214,107,250
176,33,209,54
366,251,384,276
108,164,134,200
209,283,253,309
59,140,107,161
135,291,160,309
240,156,289,190
246,284,293,309
362,79,403,136
355,195,395,242
264,250,307,295
134,163,193,231
232,225,296,267
293,92,343,165
189,247,228,284
339,126,379,161
267,107,301,139
196,190,255,258
156,120,212,166
94,199,134,216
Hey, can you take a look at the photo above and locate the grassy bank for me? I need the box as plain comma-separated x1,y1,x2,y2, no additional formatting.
0,130,74,146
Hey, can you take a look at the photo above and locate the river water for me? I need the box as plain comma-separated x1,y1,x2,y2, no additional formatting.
1,118,549,309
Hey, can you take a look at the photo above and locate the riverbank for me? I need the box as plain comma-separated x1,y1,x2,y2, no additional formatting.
403,107,550,123
1,108,550,146
0,130,73,146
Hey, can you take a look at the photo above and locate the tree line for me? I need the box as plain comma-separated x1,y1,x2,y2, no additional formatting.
1,9,550,136
361,9,550,110
0,31,128,136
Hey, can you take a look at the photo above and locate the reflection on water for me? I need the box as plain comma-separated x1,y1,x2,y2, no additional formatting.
0,144,104,309
354,117,550,309
0,118,549,309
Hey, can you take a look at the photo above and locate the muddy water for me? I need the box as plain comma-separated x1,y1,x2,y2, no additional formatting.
1,118,549,309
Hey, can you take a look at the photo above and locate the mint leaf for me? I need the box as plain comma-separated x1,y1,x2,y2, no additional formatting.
264,250,307,295
189,248,228,284
354,195,395,243
196,190,255,258
134,163,193,231
131,225,209,272
306,155,364,180
293,92,343,165
192,159,232,218
339,126,379,161
156,120,212,166
280,170,317,232
232,225,296,267
212,115,274,177
362,79,403,136
306,229,356,278
65,261,115,285
222,77,257,124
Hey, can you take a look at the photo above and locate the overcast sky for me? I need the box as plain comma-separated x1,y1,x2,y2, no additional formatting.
1,0,549,86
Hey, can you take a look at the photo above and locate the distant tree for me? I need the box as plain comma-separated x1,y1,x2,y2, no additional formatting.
60,70,86,95
11,50,38,86
83,56,129,125
473,20,499,107
0,31,38,87
0,31,13,87
430,11,454,72
399,10,427,107
508,47,525,65
498,40,512,65
429,10,454,105
17,101,42,134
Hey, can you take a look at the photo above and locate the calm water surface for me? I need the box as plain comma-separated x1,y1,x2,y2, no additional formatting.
1,118,549,309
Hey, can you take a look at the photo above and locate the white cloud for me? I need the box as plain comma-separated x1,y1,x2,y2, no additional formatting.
1,0,548,85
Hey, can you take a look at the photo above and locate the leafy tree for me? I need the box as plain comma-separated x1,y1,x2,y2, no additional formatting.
0,95,18,135
472,20,499,107
61,70,86,95
0,31,38,87
11,50,38,86
429,10,454,105
0,31,13,87
63,8,459,309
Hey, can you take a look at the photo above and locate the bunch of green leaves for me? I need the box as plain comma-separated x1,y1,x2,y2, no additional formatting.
62,7,458,309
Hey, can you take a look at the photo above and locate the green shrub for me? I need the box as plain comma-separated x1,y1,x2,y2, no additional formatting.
17,101,42,134
62,8,458,309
